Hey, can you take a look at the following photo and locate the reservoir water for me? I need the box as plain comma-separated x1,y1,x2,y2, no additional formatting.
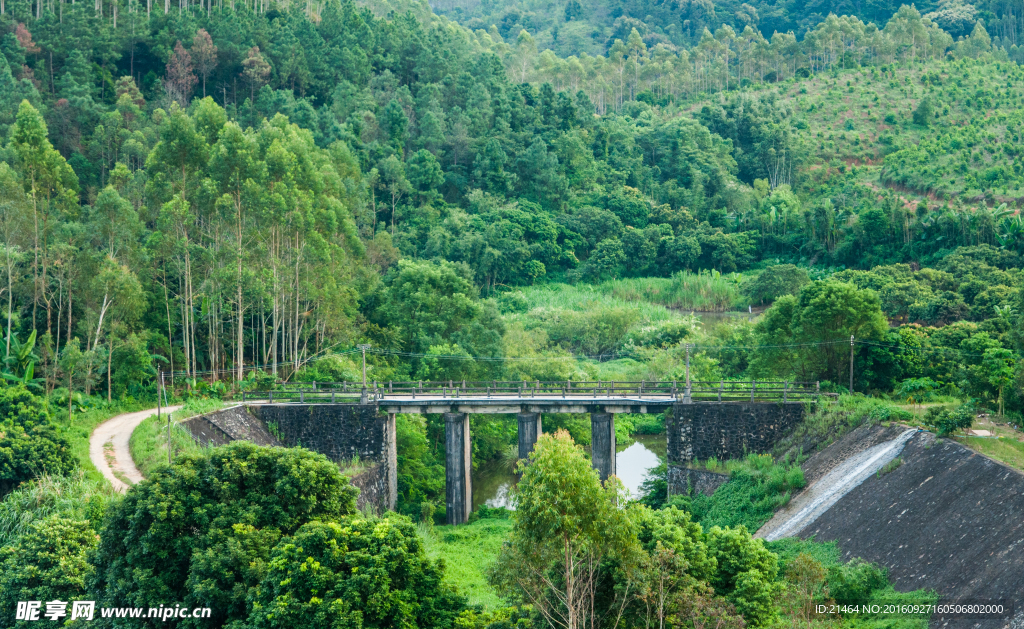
472,433,666,509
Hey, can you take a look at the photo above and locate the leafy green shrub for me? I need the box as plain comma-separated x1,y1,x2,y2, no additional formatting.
0,517,96,627
691,454,806,532
706,525,783,627
741,264,809,305
925,402,976,436
827,559,890,606
90,442,359,628
0,386,76,497
244,517,466,629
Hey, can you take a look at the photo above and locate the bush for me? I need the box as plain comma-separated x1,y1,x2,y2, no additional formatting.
742,264,809,305
244,517,466,629
690,454,806,532
0,386,76,497
925,402,976,436
0,517,97,628
827,559,890,606
90,442,359,628
705,525,783,627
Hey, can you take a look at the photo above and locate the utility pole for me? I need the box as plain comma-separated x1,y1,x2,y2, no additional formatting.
161,372,172,466
358,344,370,404
849,335,855,394
685,344,691,389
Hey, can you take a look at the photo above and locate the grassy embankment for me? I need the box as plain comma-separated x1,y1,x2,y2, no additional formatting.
419,514,513,607
128,398,222,478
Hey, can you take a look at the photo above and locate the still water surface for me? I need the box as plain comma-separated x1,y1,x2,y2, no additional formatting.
472,433,666,510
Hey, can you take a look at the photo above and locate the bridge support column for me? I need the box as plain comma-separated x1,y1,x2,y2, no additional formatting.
445,412,472,525
517,412,542,462
386,413,398,511
591,412,615,482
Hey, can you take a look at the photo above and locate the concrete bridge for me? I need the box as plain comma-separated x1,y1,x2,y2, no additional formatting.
228,380,827,523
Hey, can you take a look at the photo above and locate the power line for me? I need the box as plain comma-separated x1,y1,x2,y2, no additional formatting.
167,336,1013,376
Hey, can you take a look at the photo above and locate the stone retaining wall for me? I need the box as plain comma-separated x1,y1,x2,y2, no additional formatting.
667,402,805,464
667,467,730,497
182,404,396,512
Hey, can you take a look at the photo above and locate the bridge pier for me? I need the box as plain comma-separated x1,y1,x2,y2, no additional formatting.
591,412,616,482
517,412,542,462
445,412,472,525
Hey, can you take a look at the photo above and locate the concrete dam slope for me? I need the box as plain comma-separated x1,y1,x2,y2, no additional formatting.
761,425,1024,628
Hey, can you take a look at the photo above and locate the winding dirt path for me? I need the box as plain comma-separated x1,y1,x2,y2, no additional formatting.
89,405,182,492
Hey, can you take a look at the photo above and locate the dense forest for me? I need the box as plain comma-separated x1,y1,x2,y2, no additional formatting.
0,0,1023,625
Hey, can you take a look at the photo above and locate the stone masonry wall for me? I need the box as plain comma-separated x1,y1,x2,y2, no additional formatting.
183,404,395,512
246,404,389,464
667,467,730,497
666,402,806,465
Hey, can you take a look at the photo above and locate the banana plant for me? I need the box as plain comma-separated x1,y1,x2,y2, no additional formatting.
3,329,45,392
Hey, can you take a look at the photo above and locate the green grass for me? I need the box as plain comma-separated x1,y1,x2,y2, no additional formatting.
420,517,512,608
771,396,914,462
600,271,745,312
0,472,119,548
513,283,679,323
128,398,221,478
957,436,1024,472
689,453,806,532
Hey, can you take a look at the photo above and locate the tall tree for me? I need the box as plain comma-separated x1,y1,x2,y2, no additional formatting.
164,40,197,105
191,29,218,98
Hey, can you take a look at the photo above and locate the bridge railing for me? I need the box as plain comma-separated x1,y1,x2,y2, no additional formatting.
241,380,833,404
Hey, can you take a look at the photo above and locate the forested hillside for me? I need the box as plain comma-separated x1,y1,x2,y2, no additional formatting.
0,0,1023,625
436,0,1024,56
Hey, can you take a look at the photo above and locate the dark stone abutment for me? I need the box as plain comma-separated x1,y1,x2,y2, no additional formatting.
666,402,805,495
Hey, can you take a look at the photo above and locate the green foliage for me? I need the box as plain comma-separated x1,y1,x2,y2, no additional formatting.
742,264,809,305
705,525,783,627
0,517,97,628
90,442,359,628
912,97,933,126
0,472,116,549
924,402,976,436
751,280,888,385
0,386,75,497
690,453,805,532
244,517,465,629
489,430,640,628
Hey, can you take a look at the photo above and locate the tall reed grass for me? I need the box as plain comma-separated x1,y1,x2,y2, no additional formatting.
0,472,118,547
599,270,744,311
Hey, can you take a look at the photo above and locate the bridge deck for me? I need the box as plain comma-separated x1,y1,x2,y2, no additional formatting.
242,381,831,413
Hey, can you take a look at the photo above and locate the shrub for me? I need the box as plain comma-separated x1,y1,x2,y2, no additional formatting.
925,402,976,436
706,525,783,627
0,517,97,628
90,442,359,628
827,559,890,606
0,386,75,497
690,454,805,532
244,517,466,629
